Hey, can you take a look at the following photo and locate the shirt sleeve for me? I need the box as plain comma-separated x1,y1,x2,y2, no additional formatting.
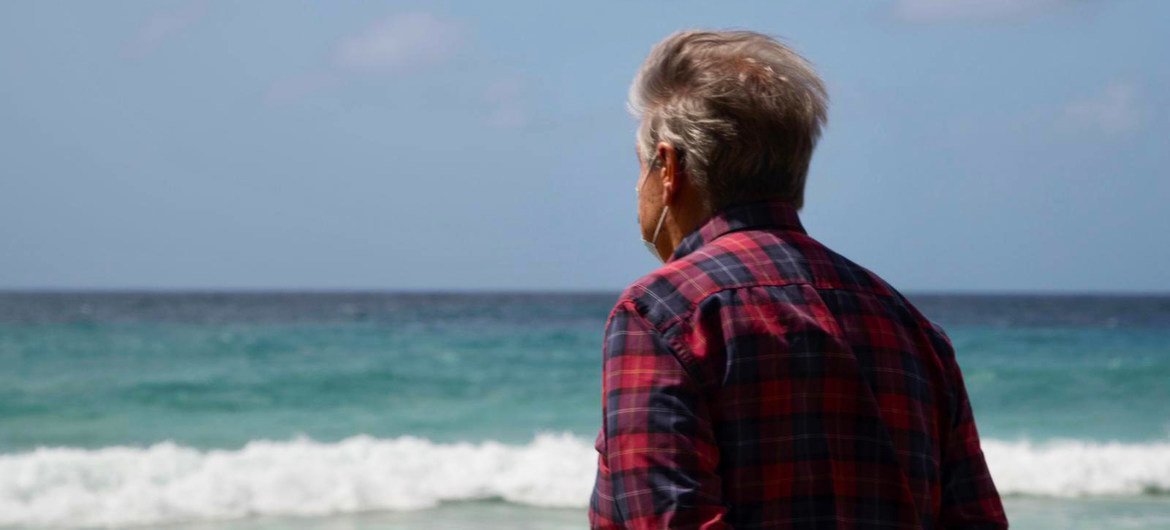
932,324,1009,530
589,299,730,530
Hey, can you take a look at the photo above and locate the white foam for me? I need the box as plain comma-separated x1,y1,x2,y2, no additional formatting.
0,432,596,527
983,438,1170,497
2,434,1169,527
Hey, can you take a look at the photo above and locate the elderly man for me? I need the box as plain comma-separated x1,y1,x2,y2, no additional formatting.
589,30,1007,529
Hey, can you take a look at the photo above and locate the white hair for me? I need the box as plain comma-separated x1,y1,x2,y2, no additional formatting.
629,30,828,211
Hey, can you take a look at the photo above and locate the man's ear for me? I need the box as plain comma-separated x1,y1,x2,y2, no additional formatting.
656,141,679,203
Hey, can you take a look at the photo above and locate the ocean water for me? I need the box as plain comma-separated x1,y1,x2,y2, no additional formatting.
1,292,1168,529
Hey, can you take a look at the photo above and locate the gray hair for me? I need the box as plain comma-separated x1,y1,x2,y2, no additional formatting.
629,30,828,211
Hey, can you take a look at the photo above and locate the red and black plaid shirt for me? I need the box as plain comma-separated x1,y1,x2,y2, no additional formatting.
589,198,1006,529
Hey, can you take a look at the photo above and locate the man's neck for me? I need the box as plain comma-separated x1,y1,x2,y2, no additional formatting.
661,197,711,259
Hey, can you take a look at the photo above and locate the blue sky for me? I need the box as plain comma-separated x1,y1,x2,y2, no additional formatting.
1,1,1167,292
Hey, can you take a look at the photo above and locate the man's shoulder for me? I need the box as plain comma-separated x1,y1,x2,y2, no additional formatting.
612,229,814,332
612,228,924,335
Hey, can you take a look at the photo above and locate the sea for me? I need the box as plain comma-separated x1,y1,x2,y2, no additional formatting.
1,291,1168,529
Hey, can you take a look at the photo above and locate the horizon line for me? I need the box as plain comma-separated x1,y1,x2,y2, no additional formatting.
2,287,1169,297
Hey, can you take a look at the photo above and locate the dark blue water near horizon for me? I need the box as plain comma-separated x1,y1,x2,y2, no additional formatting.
3,290,1170,325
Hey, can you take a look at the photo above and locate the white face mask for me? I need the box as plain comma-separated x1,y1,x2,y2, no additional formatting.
636,156,669,263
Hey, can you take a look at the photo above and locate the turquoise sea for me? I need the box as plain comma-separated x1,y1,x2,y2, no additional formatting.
2,292,1169,529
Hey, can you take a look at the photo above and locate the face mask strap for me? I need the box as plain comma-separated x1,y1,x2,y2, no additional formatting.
644,205,669,262
650,205,668,243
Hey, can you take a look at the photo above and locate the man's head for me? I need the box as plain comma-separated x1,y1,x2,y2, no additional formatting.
631,30,828,261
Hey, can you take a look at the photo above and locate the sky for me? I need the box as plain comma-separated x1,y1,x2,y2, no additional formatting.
1,1,1167,293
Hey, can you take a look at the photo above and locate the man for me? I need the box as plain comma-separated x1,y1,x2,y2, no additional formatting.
589,30,1007,529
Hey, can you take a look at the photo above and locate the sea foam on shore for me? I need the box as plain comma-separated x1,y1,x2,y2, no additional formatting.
3,433,1169,527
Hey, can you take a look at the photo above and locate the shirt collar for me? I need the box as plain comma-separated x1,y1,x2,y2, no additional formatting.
668,198,807,263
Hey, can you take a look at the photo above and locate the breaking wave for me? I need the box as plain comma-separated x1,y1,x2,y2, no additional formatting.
2,433,1169,527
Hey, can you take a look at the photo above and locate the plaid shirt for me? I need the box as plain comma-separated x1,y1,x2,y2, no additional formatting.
589,199,1006,529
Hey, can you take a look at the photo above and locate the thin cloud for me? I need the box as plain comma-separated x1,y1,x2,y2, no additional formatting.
1063,81,1143,135
126,0,207,58
333,12,462,73
266,12,463,104
892,0,1071,23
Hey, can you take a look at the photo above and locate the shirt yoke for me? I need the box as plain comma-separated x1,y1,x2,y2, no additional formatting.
618,229,922,338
